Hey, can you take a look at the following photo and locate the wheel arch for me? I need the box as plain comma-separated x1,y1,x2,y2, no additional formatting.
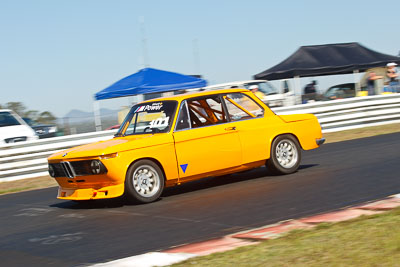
270,133,303,151
267,132,302,175
125,157,167,182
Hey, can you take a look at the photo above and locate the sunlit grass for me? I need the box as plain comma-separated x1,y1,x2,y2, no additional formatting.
173,208,400,266
0,186,34,195
324,123,400,144
0,176,57,195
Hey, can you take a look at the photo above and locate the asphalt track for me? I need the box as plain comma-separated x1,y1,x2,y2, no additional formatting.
1,133,400,266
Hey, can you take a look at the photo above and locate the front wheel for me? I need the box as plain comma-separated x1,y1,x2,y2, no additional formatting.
125,160,165,203
267,135,301,175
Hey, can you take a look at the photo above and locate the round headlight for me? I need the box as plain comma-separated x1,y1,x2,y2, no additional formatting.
90,160,101,174
48,164,55,177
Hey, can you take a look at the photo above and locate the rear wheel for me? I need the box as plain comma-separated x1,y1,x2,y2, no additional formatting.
125,160,165,203
267,135,301,175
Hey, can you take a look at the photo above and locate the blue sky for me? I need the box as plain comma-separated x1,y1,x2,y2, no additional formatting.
1,0,400,117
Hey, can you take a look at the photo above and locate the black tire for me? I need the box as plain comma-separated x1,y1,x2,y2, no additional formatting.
267,135,301,175
124,160,165,203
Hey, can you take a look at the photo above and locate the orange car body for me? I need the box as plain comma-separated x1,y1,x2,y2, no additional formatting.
47,89,324,201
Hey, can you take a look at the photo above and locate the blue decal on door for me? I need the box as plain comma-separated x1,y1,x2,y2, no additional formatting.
180,164,188,173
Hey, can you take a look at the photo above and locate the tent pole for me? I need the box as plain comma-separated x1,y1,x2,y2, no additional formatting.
93,100,102,132
293,76,301,104
139,16,149,68
353,70,360,95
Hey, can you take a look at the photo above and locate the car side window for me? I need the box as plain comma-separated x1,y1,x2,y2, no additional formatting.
175,101,190,131
186,95,227,128
223,93,264,121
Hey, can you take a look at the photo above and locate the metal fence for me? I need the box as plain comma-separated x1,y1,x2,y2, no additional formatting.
1,94,399,182
0,130,116,182
274,93,400,132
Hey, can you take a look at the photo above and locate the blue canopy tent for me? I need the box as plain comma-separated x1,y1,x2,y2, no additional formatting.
95,67,207,100
93,67,207,130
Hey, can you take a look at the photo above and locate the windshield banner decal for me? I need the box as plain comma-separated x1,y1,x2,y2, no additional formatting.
134,102,163,113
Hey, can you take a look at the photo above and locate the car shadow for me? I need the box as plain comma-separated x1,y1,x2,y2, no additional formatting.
50,164,319,209
50,197,127,209
298,164,318,170
162,164,319,197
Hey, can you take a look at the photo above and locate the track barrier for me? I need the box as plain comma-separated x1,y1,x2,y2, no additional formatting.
1,94,399,181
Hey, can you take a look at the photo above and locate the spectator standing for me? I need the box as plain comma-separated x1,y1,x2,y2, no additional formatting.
367,72,383,95
386,62,399,93
303,80,318,103
249,85,265,100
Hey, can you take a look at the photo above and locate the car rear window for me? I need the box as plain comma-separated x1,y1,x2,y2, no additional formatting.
223,93,264,121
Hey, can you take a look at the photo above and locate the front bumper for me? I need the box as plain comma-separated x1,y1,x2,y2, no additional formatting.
57,183,124,200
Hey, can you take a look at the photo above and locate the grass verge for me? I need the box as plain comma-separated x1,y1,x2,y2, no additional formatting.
323,123,400,144
173,207,400,267
0,176,57,196
1,123,399,195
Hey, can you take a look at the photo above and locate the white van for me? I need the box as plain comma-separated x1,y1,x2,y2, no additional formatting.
204,80,296,107
0,109,38,145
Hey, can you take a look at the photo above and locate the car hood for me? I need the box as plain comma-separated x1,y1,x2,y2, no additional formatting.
31,124,54,129
48,133,173,161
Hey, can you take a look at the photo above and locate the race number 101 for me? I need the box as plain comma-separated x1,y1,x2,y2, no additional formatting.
149,117,169,128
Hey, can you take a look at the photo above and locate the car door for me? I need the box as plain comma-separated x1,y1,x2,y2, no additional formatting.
173,95,242,180
222,92,271,164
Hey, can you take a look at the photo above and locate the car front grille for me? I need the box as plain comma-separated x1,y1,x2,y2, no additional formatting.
52,163,66,177
70,161,93,176
49,160,104,178
60,162,75,178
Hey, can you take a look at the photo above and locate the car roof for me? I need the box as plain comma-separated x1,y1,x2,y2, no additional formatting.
205,80,267,89
141,88,250,103
0,109,13,112
327,83,355,89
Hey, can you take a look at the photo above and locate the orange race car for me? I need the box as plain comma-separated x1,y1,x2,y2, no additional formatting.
48,89,325,203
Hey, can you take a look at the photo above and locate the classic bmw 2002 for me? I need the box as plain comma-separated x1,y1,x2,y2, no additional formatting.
48,89,325,203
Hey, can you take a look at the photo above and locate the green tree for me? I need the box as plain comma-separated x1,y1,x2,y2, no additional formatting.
37,111,56,124
24,110,40,120
1,101,57,124
4,102,26,116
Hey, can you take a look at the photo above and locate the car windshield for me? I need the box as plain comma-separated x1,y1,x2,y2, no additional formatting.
244,82,278,95
324,87,340,97
0,112,22,127
325,84,354,98
116,101,177,136
23,118,37,126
